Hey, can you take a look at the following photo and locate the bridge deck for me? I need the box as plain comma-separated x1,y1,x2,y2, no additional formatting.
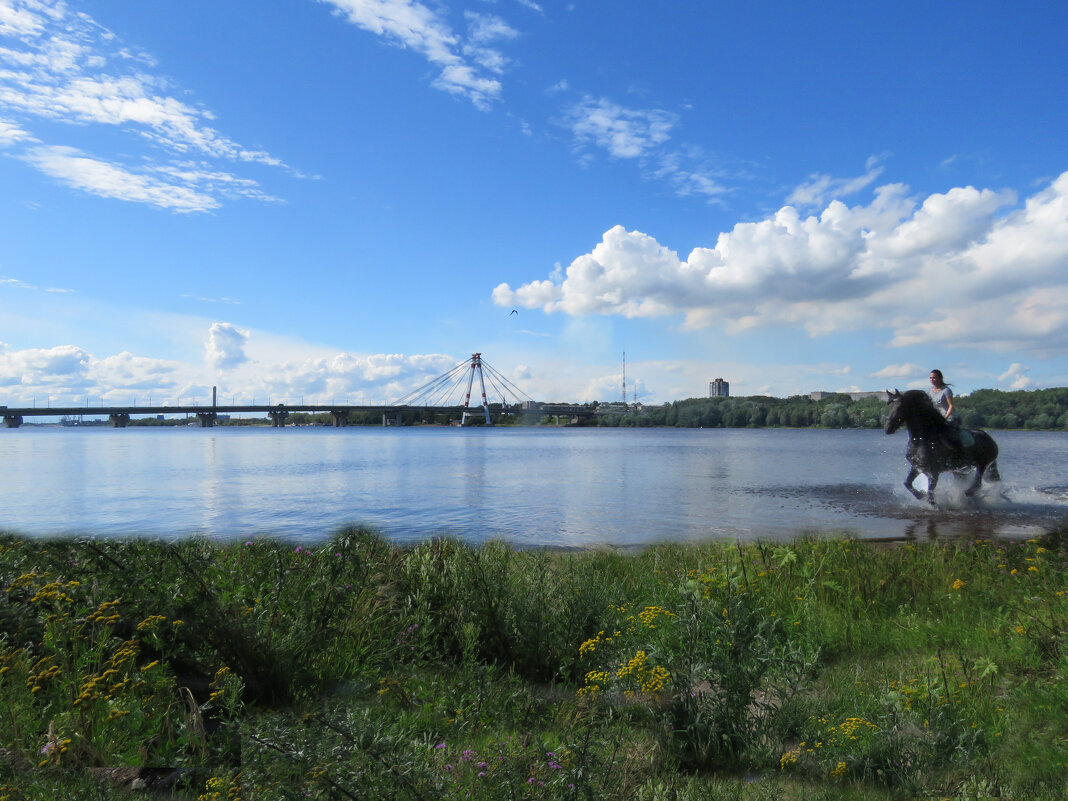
1,403,599,427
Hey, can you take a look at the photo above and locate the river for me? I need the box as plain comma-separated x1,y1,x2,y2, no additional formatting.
1,426,1066,545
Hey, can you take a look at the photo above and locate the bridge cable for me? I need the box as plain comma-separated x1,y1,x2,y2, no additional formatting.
391,360,470,406
480,358,536,404
390,355,535,409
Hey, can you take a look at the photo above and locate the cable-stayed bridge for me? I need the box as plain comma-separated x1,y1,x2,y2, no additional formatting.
1,354,600,429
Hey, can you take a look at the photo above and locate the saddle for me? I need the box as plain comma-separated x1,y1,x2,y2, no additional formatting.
940,423,974,453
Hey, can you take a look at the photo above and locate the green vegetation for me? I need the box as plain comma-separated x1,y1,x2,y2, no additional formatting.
2,529,1066,800
51,387,1068,429
605,387,1068,430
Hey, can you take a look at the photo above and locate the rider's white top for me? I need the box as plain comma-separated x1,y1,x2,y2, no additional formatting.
929,386,955,420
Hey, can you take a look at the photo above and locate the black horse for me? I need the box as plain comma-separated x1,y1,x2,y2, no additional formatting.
884,389,1000,503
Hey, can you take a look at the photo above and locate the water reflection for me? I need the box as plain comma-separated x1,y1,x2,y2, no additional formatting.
0,427,1064,544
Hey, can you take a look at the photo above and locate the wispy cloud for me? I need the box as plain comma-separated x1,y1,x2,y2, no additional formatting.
869,363,923,380
1,276,36,289
321,0,513,109
181,293,242,305
788,155,886,208
20,145,221,212
559,95,727,200
1,274,73,293
0,115,31,145
562,95,676,159
653,147,728,201
998,362,1037,390
0,0,289,208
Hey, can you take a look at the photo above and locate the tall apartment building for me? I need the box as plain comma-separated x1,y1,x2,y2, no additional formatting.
709,378,730,397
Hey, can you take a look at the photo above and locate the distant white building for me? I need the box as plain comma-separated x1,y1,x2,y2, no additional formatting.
709,378,730,398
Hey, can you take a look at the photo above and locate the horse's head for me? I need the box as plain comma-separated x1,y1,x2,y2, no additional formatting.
885,388,942,435
884,389,904,434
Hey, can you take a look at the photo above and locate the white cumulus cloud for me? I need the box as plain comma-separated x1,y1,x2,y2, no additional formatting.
0,343,89,389
494,171,1068,353
205,322,250,370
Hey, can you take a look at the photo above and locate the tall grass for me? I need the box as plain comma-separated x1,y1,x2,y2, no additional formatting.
1,528,1065,800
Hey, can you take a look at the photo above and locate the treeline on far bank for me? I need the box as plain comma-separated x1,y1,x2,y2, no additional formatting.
116,386,1068,431
597,386,1068,431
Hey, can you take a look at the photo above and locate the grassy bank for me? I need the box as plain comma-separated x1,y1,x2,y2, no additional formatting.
1,529,1065,800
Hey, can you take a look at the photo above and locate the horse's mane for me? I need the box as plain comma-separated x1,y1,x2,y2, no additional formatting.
899,389,947,428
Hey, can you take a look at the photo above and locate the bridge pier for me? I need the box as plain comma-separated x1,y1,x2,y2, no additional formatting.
382,412,402,427
268,409,289,427
330,410,348,427
3,414,22,428
196,412,218,428
108,413,130,428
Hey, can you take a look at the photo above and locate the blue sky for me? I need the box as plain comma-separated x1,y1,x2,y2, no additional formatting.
1,0,1067,408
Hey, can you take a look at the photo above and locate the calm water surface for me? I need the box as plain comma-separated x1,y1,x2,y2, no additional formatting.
1,426,1066,545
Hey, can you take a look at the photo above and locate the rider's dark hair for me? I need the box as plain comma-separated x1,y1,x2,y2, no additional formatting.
930,369,950,386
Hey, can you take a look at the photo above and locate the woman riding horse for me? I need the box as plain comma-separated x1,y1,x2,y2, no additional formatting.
885,389,1000,503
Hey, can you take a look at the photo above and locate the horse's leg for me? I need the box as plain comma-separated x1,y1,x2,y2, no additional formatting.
925,472,939,505
964,465,984,497
904,466,925,499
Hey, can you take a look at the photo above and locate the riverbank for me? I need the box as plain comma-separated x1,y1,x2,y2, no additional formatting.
2,530,1065,800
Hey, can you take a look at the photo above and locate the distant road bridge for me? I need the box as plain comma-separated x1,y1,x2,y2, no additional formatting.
1,353,603,429
0,402,598,428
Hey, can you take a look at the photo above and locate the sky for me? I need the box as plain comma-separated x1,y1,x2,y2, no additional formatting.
1,0,1067,410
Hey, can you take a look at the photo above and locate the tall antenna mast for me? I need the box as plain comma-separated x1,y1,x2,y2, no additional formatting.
622,351,627,407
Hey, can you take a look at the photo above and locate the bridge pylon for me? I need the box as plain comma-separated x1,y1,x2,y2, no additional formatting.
389,351,536,425
460,353,492,426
